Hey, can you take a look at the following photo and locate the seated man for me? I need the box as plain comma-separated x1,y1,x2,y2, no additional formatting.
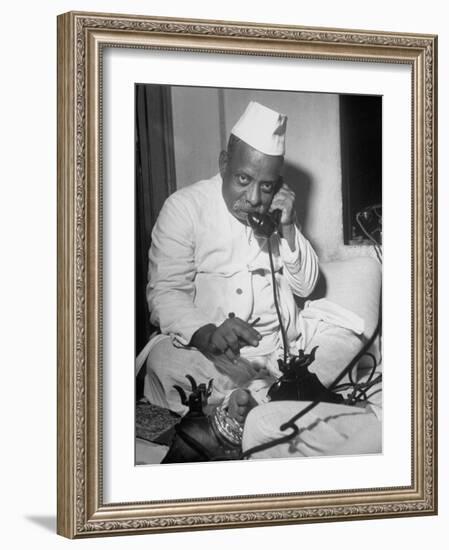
140,100,381,458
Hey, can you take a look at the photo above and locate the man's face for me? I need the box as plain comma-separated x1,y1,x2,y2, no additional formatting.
220,139,283,224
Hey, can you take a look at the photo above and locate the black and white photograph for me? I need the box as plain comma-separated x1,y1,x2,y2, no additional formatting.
135,85,383,465
2,0,443,545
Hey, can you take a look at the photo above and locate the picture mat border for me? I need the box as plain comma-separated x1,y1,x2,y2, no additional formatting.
104,49,409,501
56,11,437,538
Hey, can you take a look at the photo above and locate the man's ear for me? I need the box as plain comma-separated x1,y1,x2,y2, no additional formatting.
218,150,228,178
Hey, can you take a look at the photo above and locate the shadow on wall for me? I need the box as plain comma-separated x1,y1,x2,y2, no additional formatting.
283,160,313,238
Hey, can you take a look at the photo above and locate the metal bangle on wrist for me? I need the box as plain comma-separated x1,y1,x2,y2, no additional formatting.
211,402,244,447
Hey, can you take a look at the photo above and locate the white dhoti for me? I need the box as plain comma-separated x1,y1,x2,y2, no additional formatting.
142,298,369,417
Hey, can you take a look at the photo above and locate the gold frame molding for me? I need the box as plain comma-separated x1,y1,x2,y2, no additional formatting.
57,11,438,539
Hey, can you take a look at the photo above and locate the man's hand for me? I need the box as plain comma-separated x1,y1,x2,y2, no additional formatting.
190,317,262,362
270,182,296,226
270,182,297,250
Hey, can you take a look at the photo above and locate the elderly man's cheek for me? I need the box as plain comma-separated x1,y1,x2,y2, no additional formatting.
262,196,274,212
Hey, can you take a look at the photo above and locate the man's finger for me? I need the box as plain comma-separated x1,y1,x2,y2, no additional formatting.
224,347,238,362
231,318,262,341
281,182,294,193
231,324,261,347
270,193,294,208
211,332,240,361
210,333,229,354
271,185,295,201
222,331,241,355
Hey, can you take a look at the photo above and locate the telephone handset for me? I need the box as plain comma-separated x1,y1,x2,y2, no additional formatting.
247,209,282,238
247,176,284,237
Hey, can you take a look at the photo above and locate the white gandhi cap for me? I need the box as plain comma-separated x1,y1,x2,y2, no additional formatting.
231,101,287,156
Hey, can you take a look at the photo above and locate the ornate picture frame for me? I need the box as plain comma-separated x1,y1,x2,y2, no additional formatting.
57,11,437,538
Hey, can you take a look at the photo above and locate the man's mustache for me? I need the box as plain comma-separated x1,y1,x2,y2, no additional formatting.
232,201,264,214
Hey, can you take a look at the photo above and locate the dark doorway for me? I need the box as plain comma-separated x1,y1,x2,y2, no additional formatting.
340,95,382,245
135,84,177,354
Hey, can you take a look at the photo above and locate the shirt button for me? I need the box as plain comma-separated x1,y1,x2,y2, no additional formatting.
236,288,243,295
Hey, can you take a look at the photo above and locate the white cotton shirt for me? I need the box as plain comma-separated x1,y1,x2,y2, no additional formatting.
147,173,320,359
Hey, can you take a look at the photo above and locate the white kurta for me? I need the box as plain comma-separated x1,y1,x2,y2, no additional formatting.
147,173,321,358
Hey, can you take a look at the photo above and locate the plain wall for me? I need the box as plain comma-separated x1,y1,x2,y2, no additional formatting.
1,1,446,550
172,86,222,188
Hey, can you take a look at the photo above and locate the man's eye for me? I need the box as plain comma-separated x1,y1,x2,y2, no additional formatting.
261,183,274,193
237,174,250,185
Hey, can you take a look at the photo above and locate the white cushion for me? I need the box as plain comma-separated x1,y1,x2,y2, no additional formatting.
310,257,381,339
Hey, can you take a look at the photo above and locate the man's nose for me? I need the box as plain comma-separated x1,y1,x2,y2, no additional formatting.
246,183,261,206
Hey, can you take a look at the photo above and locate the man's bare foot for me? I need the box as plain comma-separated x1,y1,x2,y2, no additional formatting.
227,389,257,424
